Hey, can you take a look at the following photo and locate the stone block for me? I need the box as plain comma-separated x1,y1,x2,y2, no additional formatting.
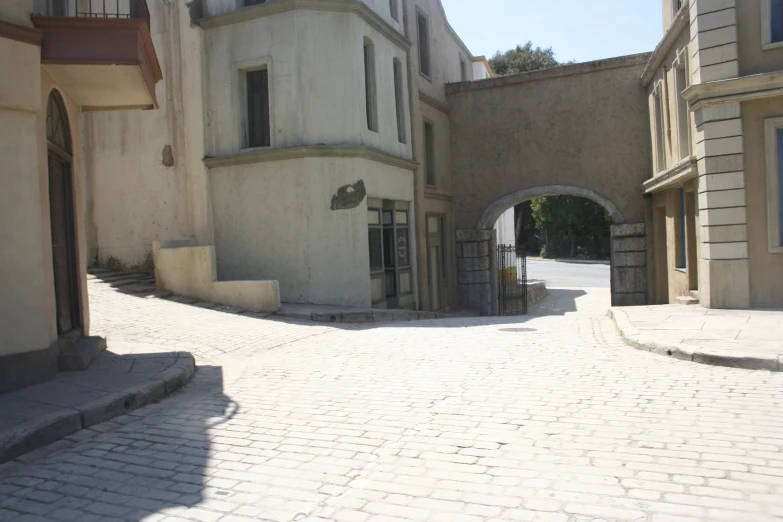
456,229,494,242
692,25,737,51
458,283,491,311
695,103,740,126
612,237,646,253
701,224,747,243
460,242,489,258
612,267,638,294
700,206,746,226
58,337,107,372
695,118,742,142
702,241,748,260
458,257,489,271
698,153,744,180
611,223,645,238
698,43,738,68
634,268,647,293
698,171,745,193
613,293,635,307
695,61,740,83
698,188,746,209
458,270,490,285
692,8,737,35
613,252,646,267
695,136,743,160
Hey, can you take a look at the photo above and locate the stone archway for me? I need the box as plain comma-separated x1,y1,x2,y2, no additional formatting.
455,185,647,316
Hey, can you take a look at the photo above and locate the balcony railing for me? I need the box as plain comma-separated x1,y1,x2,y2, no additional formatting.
40,0,150,25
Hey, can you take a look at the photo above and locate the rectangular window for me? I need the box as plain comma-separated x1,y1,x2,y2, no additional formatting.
245,0,267,6
774,0,783,43
675,60,690,160
424,121,436,186
389,0,398,21
652,85,666,173
417,12,431,77
393,60,406,144
246,68,270,148
364,40,378,132
676,189,687,270
778,129,783,245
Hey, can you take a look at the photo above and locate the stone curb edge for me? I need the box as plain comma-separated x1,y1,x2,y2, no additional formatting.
0,354,196,464
607,308,781,373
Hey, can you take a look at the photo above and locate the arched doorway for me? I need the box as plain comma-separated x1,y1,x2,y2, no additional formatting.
456,185,647,315
46,90,81,335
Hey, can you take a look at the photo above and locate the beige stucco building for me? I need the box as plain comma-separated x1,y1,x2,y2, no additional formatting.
0,0,162,392
644,0,783,308
85,0,480,312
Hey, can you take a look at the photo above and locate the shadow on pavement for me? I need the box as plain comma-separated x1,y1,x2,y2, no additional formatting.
0,366,234,522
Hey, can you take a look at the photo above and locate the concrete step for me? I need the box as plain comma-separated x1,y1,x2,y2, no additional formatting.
676,295,700,306
58,336,107,372
690,290,700,300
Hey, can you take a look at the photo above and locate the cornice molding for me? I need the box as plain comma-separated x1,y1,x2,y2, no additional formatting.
446,53,651,95
424,191,453,202
683,71,783,111
199,0,410,50
418,92,450,114
641,4,689,87
204,145,418,171
643,156,698,194
0,19,43,46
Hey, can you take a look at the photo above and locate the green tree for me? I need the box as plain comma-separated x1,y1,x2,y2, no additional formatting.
531,196,613,259
488,41,562,76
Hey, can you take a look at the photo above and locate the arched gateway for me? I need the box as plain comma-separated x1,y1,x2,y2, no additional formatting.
445,54,653,315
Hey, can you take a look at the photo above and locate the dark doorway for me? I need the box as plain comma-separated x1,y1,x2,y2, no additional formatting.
46,91,81,335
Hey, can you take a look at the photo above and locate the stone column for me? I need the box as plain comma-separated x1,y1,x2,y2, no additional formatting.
456,229,496,316
691,0,750,308
611,223,648,306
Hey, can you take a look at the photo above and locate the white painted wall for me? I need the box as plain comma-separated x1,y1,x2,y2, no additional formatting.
204,9,413,159
473,60,491,80
210,157,414,307
85,0,207,267
494,208,516,247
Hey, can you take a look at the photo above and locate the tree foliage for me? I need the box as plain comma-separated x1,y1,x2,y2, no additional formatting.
489,41,562,76
530,196,613,259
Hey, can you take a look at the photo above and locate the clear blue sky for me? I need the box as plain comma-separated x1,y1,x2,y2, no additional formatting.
443,0,664,64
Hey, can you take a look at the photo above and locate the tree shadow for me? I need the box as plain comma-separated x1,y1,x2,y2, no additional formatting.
0,365,234,522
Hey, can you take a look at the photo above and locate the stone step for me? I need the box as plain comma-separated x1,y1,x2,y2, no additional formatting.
676,295,700,306
690,290,700,300
58,337,107,372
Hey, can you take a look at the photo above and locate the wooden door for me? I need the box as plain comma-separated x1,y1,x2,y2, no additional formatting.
46,91,80,334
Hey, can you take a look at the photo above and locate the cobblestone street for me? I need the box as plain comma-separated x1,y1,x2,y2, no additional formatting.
1,282,782,522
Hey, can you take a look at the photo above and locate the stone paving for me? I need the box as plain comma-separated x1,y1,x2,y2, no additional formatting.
0,282,782,522
609,305,783,372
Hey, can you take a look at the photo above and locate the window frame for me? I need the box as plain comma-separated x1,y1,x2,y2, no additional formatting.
236,58,273,152
423,119,437,187
764,116,783,253
675,188,687,270
651,81,666,174
416,8,432,80
762,0,783,50
363,38,379,133
672,50,691,161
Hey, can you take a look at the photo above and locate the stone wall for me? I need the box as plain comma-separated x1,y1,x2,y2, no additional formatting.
611,223,648,306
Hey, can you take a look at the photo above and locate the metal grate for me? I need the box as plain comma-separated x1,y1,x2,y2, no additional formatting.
497,244,528,316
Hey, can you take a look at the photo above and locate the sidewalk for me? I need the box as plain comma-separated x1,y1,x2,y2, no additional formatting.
609,305,783,372
0,341,194,463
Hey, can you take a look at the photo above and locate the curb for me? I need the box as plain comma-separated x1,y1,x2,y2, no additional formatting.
607,308,781,372
276,309,472,324
0,353,196,464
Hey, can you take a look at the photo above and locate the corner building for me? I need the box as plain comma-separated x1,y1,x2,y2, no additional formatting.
86,0,479,311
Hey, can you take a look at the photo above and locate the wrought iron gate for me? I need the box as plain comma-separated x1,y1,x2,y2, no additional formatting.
497,244,528,316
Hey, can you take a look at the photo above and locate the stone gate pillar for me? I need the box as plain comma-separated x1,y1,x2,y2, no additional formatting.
456,230,497,316
610,223,647,306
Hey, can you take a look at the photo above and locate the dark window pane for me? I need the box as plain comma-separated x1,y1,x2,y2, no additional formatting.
383,228,395,268
247,69,270,148
678,189,687,269
774,0,783,43
245,0,266,5
369,228,383,271
385,271,396,297
396,227,410,267
425,122,436,186
394,61,406,143
418,14,430,76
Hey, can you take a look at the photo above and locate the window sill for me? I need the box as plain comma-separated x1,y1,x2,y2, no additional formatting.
239,145,273,153
762,41,783,51
674,267,687,273
419,71,432,83
768,246,783,254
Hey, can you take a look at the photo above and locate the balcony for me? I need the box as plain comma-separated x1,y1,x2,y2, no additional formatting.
32,0,163,110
